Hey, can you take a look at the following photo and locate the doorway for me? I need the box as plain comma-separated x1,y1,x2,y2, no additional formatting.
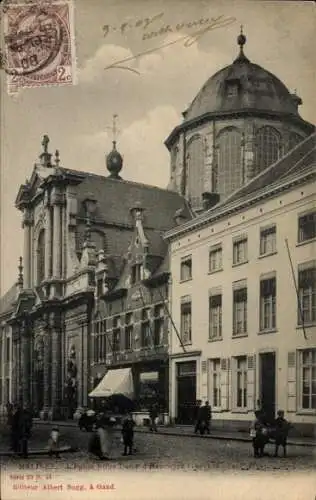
259,352,276,424
176,361,196,424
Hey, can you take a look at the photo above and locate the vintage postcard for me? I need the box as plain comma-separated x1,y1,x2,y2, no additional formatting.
0,0,315,499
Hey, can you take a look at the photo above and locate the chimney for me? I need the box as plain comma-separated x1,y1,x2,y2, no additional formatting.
202,192,220,211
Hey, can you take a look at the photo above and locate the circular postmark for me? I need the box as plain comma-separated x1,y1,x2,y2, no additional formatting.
3,3,63,76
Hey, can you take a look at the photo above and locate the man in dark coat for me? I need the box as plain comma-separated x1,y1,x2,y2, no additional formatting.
19,403,33,458
200,401,212,435
149,403,159,432
194,400,202,434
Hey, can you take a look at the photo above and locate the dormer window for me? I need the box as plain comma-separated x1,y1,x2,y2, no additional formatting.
131,263,142,284
226,79,240,98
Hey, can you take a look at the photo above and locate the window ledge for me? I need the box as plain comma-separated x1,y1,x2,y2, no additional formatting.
208,337,223,343
232,333,248,339
179,278,192,284
296,323,316,330
296,237,316,248
208,268,223,275
258,329,278,335
296,409,316,416
232,260,249,268
231,409,249,414
258,251,277,259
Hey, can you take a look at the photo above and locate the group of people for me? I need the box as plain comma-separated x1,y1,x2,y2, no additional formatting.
194,400,212,435
7,402,33,458
89,411,136,460
250,409,291,458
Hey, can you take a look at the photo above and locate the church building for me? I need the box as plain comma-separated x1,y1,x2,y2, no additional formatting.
1,30,314,432
164,31,315,435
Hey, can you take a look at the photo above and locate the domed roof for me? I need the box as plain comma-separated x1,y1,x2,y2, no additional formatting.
106,141,123,179
184,30,301,122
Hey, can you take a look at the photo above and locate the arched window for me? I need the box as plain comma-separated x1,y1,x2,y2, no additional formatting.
217,128,242,198
185,135,205,207
255,126,280,174
37,229,45,285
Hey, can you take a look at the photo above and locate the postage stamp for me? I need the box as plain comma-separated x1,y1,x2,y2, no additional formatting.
2,0,77,94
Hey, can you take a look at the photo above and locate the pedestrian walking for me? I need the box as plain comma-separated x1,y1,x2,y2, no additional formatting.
19,402,33,458
274,410,290,458
194,400,202,434
89,413,116,460
121,413,135,456
200,401,212,435
48,426,60,458
149,403,159,432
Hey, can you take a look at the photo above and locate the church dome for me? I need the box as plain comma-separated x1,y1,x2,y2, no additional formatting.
184,31,301,122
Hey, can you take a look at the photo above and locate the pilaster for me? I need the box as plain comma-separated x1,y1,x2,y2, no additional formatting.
22,209,33,288
20,320,31,404
40,318,51,419
51,188,64,279
49,313,62,419
44,191,52,280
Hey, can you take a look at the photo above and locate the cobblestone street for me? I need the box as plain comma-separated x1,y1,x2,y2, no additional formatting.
1,424,315,472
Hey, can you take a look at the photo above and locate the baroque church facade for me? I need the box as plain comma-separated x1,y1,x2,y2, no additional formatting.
0,31,314,424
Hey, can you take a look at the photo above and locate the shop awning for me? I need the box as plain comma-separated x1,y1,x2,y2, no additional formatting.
88,368,134,398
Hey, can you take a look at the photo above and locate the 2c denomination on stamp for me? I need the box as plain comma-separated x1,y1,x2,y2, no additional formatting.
3,0,76,94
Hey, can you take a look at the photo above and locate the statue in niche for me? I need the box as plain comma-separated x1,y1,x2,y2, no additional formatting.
64,344,78,419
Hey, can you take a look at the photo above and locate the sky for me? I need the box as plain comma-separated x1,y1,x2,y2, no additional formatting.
0,0,315,295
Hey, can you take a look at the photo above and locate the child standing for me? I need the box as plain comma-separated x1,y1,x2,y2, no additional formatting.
122,413,135,456
48,426,60,458
250,410,267,457
274,410,290,458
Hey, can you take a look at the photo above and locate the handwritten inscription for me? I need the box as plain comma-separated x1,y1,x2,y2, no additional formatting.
102,13,236,75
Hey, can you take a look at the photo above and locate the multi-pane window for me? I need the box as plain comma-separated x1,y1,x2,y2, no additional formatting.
180,256,192,281
233,238,248,265
260,277,276,331
186,135,204,208
93,319,107,363
141,308,151,348
235,356,247,408
300,349,316,410
180,299,192,344
112,316,121,352
260,226,276,256
209,245,222,272
131,264,142,284
298,212,316,243
254,126,280,174
298,266,316,324
153,304,164,346
210,359,221,407
233,287,247,335
209,294,222,339
124,313,133,350
217,128,243,198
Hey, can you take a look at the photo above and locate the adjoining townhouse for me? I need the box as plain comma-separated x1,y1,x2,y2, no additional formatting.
165,134,316,436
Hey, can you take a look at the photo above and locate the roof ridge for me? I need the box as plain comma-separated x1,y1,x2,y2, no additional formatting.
60,167,186,197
